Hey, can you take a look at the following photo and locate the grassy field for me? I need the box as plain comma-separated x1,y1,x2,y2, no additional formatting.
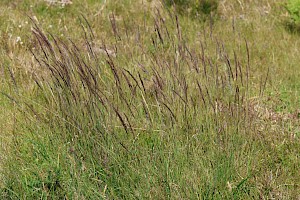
0,0,299,199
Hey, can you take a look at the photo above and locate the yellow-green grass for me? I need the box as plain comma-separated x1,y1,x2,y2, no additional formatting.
0,0,299,199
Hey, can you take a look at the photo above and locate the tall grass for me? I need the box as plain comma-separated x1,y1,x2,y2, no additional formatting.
1,6,299,199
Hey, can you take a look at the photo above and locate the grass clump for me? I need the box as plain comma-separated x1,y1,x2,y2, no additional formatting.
2,13,257,198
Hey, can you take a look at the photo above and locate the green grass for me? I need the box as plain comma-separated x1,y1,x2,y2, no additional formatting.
0,0,299,199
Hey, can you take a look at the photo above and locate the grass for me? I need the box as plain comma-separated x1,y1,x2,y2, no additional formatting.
0,0,299,199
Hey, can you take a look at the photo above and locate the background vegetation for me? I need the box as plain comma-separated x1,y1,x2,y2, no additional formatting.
285,0,300,32
0,0,299,199
164,0,219,20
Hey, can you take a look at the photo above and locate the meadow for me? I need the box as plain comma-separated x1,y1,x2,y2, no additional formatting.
0,0,299,199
